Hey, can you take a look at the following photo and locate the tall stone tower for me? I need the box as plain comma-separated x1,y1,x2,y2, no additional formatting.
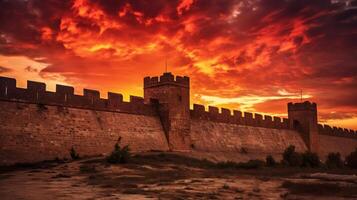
288,101,319,153
143,72,191,151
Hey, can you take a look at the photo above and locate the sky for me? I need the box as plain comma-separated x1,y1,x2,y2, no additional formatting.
0,0,356,129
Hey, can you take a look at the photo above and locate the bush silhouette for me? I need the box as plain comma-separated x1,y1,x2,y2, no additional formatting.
325,152,343,169
282,145,302,167
216,159,265,169
301,151,320,168
106,137,130,164
345,148,357,169
70,147,80,160
266,155,276,167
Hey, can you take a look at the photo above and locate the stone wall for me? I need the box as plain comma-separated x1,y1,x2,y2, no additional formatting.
1,75,357,165
0,101,169,165
190,119,307,162
318,135,357,159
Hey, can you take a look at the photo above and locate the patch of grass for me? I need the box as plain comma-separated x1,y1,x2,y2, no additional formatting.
216,159,265,169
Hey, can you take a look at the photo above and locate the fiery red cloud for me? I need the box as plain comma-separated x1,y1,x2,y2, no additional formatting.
0,0,356,129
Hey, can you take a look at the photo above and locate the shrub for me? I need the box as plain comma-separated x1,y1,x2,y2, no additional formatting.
106,138,130,164
70,147,80,160
240,147,248,154
301,151,320,168
216,159,265,169
239,159,265,169
266,155,276,167
282,145,302,167
345,148,357,169
325,152,343,168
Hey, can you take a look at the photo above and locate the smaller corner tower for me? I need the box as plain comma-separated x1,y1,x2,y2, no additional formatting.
143,72,191,151
288,101,319,153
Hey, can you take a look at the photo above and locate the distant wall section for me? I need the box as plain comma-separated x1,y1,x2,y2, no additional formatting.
189,104,307,161
318,124,357,158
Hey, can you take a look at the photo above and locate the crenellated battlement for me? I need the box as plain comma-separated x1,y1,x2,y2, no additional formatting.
0,76,155,116
190,104,291,130
1,76,356,141
1,73,357,166
144,72,189,88
288,101,317,111
318,124,357,139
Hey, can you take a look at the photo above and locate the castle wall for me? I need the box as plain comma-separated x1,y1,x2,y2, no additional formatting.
0,101,169,165
1,76,357,165
190,119,307,162
318,135,357,159
317,124,357,159
189,104,307,161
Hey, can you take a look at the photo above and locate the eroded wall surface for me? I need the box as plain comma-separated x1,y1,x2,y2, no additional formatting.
0,101,169,165
190,119,307,161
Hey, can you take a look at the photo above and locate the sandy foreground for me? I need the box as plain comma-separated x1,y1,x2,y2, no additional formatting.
0,153,357,200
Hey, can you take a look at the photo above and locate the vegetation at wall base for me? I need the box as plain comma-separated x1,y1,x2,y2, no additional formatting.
325,152,343,169
106,140,131,164
70,147,80,160
216,159,265,169
345,148,357,169
282,145,321,168
282,145,303,167
266,155,276,167
301,151,320,168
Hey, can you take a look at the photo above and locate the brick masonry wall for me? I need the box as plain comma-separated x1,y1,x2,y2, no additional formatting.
0,101,169,165
190,119,307,161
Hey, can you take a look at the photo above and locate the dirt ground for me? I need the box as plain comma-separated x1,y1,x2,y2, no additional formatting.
0,153,357,200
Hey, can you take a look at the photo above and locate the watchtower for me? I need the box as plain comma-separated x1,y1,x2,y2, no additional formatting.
288,101,319,153
143,72,191,151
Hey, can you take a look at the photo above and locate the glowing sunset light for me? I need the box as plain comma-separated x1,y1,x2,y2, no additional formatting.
0,0,356,129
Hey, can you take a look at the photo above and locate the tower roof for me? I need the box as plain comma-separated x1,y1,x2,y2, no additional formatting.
288,101,317,111
144,72,189,88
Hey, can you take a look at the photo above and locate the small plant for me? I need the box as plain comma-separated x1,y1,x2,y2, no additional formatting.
190,143,195,149
282,145,302,167
106,137,131,164
222,184,230,189
345,148,357,169
70,146,80,160
301,151,320,168
240,147,248,154
325,152,343,168
266,155,276,167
